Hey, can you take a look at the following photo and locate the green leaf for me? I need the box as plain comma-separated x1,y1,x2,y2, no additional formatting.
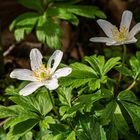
76,115,107,140
36,14,63,49
39,116,55,129
129,56,140,79
68,90,108,114
3,105,38,129
58,87,72,107
106,122,118,140
120,101,140,133
118,90,140,133
58,5,106,19
84,55,103,76
115,66,133,77
9,95,40,113
12,119,39,136
60,62,98,89
36,88,53,116
117,90,139,105
49,123,68,135
103,57,120,75
21,131,33,140
17,0,43,11
0,128,6,140
66,131,76,140
100,101,117,125
113,104,129,137
0,105,17,119
10,12,38,41
47,7,79,25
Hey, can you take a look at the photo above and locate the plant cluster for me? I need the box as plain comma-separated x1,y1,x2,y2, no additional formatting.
1,0,140,140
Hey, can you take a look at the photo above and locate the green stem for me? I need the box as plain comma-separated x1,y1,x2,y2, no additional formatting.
48,89,59,116
122,45,127,65
116,45,127,91
126,80,136,91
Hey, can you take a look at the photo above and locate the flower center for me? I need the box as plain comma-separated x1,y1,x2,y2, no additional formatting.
33,64,51,81
112,26,129,42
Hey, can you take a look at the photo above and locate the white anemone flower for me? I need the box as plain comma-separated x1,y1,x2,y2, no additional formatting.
10,49,72,96
90,10,140,46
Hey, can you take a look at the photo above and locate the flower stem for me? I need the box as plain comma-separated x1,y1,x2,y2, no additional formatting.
122,45,127,65
116,45,127,91
48,89,59,117
126,80,136,91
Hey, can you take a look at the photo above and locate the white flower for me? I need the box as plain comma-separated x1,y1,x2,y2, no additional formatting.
90,10,140,46
10,49,72,96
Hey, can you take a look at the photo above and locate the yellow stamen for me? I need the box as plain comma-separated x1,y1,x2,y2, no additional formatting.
112,25,129,42
33,64,51,82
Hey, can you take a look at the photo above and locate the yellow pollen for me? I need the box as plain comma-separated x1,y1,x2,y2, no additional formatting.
33,64,51,81
112,26,129,42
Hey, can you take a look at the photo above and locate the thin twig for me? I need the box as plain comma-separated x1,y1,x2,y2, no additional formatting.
3,44,15,56
25,41,42,48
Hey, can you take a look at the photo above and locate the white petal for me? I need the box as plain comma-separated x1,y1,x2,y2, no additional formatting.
106,42,116,46
90,37,115,44
120,10,132,30
113,38,137,46
44,78,59,90
97,19,115,38
10,69,36,81
53,67,72,78
30,48,43,71
19,82,43,96
47,50,63,73
129,22,140,39
124,38,137,44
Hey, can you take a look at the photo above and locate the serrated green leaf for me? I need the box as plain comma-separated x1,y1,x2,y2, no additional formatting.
10,12,38,41
17,0,43,11
36,88,53,116
76,115,107,140
116,66,133,77
21,131,33,140
59,106,69,116
9,95,40,113
47,7,79,25
103,57,120,75
60,62,98,88
129,56,140,79
0,105,17,119
84,55,103,76
106,122,118,140
66,131,76,140
12,119,39,136
36,14,63,49
117,90,139,104
0,128,6,140
118,91,140,133
58,5,106,19
4,117,31,130
49,123,68,135
119,101,140,133
39,116,55,129
113,104,129,136
58,87,72,107
100,101,117,125
68,90,107,114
